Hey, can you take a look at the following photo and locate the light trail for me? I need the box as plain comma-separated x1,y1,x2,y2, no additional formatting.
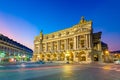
0,65,63,72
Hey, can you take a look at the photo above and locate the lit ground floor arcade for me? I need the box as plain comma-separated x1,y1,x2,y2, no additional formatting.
32,50,93,63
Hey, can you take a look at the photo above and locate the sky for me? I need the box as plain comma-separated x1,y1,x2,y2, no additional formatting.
0,0,120,51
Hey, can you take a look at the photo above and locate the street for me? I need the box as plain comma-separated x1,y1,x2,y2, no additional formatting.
0,63,120,80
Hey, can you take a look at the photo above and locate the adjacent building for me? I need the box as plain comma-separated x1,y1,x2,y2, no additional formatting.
110,50,120,61
0,34,33,62
32,17,104,63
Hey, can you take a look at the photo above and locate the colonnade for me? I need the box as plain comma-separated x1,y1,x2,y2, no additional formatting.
36,34,92,53
33,34,92,63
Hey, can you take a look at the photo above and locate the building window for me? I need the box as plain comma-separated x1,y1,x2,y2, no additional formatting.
66,32,69,35
58,33,61,37
70,43,73,49
80,35,85,38
81,56,86,61
46,36,48,39
81,40,85,48
61,44,64,50
52,35,54,38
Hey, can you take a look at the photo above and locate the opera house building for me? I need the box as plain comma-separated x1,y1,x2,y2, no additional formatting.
32,17,105,63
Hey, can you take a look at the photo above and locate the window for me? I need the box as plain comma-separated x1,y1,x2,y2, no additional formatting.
46,36,48,39
52,35,54,38
58,33,61,37
81,56,86,61
80,35,85,38
81,40,85,48
66,32,69,35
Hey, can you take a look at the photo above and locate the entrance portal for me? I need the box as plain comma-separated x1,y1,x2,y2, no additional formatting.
93,54,99,61
78,51,86,61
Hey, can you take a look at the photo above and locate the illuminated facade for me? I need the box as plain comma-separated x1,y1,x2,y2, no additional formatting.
110,50,120,62
32,17,103,63
0,34,33,62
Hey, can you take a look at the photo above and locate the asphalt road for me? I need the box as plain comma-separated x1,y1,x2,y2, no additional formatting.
0,63,120,80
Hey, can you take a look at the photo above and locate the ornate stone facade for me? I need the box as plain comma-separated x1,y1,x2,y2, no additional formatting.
32,17,102,63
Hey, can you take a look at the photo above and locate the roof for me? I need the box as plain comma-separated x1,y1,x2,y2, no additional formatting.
110,50,120,54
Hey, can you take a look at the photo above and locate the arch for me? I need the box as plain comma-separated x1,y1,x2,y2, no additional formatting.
51,53,57,61
38,53,44,61
60,52,65,61
53,53,57,57
46,53,50,61
41,54,45,60
69,51,74,61
93,54,99,61
78,51,86,61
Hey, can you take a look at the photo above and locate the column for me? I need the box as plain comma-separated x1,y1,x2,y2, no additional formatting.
67,39,69,50
45,43,47,52
88,34,91,48
77,36,79,49
51,42,53,52
64,39,67,50
56,54,59,61
39,42,42,53
74,36,77,50
97,44,99,50
85,34,88,48
87,34,89,48
86,52,91,63
57,40,60,51
66,39,68,50
65,52,68,62
34,44,36,53
98,42,102,51
99,52,103,62
73,52,76,62
11,49,14,55
38,45,40,54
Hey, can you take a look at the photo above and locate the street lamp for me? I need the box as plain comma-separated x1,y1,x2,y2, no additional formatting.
105,50,109,55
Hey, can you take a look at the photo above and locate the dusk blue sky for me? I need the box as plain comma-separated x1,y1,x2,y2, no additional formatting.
0,0,120,51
